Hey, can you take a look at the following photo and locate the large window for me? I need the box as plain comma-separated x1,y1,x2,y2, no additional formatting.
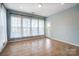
22,16,31,37
10,15,22,38
10,14,45,38
32,18,38,36
39,19,44,35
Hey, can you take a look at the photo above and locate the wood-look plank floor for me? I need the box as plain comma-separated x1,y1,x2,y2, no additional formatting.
0,38,79,56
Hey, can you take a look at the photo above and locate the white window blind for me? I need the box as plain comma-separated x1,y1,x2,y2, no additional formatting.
10,14,45,38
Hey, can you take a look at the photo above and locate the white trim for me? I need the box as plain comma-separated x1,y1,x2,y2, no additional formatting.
0,45,4,53
0,48,2,53
47,37,79,47
0,41,7,53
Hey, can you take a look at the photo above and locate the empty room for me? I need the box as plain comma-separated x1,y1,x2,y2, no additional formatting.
0,3,79,56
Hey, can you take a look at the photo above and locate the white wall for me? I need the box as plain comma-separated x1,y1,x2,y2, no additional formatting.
0,4,7,52
46,5,79,46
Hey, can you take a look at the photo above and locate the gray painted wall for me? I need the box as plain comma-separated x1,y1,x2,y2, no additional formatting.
0,4,7,52
46,4,79,46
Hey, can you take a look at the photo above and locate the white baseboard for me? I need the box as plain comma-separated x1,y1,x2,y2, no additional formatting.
0,41,7,53
0,46,4,53
47,37,79,47
0,48,2,53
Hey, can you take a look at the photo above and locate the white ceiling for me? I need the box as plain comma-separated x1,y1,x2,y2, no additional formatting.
4,3,78,17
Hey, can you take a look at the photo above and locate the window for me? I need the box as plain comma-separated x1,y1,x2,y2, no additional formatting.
39,19,44,35
10,14,45,39
22,16,31,37
10,15,22,38
32,18,38,36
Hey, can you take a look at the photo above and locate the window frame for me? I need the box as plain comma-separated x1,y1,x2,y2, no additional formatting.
9,13,45,39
